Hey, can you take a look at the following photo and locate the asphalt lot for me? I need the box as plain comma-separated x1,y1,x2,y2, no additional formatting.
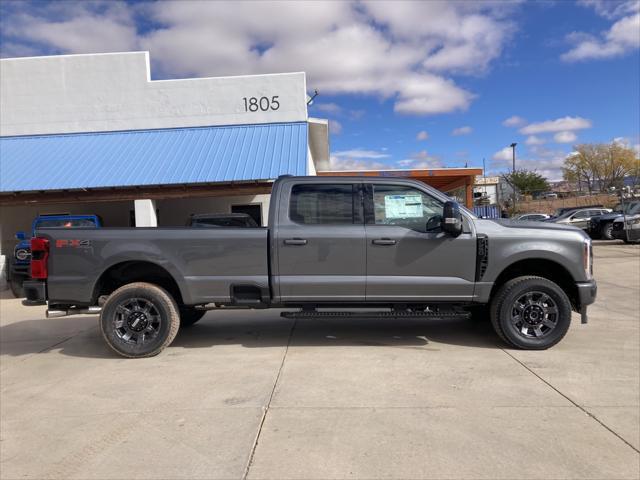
1,241,639,480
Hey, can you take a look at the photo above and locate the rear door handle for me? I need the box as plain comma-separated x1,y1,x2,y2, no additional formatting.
284,238,308,246
372,238,397,246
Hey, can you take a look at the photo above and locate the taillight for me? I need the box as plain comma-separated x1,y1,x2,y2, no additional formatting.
30,237,49,279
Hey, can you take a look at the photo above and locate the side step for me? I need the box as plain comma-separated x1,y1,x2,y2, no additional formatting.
281,309,470,320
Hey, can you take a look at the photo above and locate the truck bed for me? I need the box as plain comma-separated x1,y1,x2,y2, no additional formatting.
38,227,269,305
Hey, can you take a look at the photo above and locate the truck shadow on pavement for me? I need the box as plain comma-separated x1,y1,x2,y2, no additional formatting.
0,311,502,360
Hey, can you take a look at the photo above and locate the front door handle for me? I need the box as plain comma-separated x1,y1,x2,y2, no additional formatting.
372,238,397,246
284,238,308,246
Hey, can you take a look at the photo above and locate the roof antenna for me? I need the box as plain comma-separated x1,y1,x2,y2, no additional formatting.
307,90,319,105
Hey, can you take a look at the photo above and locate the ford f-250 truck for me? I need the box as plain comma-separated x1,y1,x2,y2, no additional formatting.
22,176,597,358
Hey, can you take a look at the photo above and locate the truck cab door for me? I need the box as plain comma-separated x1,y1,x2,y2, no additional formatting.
274,182,366,302
364,183,476,302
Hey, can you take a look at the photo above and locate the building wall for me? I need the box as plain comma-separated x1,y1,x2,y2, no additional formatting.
1,52,307,137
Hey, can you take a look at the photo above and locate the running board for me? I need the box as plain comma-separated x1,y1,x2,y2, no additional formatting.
281,310,470,320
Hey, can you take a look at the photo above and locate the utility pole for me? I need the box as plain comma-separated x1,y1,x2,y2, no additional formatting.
510,143,517,213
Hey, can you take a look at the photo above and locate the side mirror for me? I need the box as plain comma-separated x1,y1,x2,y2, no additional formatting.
15,231,26,241
441,201,463,237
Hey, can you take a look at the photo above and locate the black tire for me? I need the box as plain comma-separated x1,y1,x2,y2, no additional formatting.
9,276,25,298
99,282,180,358
490,276,572,350
179,307,206,327
601,222,614,240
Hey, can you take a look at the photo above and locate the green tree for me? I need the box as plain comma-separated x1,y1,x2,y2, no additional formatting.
563,141,639,192
502,169,550,195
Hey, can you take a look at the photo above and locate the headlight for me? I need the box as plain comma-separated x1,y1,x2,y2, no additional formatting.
15,248,31,261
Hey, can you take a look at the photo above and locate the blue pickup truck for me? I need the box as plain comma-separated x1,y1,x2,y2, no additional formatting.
9,214,101,297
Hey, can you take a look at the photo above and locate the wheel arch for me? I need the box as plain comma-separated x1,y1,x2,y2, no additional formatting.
490,258,579,311
92,260,186,306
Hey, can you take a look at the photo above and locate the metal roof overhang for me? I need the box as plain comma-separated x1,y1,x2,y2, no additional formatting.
0,122,308,200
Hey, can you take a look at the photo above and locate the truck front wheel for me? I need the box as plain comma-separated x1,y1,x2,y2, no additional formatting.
490,276,572,350
99,282,180,358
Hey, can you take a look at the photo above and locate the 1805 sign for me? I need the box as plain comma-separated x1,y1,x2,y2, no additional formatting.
243,96,280,112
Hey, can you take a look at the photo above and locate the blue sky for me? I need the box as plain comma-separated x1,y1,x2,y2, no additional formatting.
1,0,638,180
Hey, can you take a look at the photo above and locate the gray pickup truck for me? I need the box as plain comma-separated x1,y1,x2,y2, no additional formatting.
23,176,597,357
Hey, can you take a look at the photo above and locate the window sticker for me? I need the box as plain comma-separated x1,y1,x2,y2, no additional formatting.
384,194,423,219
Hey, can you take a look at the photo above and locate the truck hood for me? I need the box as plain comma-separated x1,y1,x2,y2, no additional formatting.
489,218,586,234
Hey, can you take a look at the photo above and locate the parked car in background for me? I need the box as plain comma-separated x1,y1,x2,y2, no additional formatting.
589,201,640,240
9,214,101,297
540,192,558,199
188,213,259,228
515,213,551,222
549,204,605,220
612,213,640,243
549,208,612,230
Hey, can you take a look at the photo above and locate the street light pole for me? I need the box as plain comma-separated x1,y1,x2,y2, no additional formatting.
510,142,517,212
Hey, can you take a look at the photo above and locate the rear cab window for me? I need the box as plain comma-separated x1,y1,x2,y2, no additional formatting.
289,184,357,225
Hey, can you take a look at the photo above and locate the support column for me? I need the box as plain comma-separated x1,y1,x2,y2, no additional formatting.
465,180,473,209
134,199,157,227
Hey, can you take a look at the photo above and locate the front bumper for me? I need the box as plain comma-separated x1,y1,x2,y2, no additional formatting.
576,280,597,324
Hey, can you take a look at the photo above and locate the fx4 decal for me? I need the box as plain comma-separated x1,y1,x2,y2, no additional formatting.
55,239,92,248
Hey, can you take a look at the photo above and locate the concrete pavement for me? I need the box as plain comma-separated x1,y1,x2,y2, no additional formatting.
1,242,638,479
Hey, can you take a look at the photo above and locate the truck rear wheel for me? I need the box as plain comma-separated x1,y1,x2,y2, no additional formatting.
490,276,572,350
179,307,206,327
99,282,180,358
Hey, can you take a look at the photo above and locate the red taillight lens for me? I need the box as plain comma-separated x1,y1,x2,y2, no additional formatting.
30,237,49,279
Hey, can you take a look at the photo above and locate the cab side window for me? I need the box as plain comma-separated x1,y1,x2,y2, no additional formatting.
371,184,444,233
289,184,355,225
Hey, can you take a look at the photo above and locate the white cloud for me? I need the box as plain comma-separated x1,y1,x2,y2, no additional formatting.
562,2,640,61
416,130,429,141
492,147,513,162
1,2,138,55
331,149,391,160
324,148,390,171
577,0,639,20
0,0,520,116
314,103,342,115
554,131,577,143
400,150,443,168
452,126,473,136
503,115,526,127
491,145,568,181
525,135,546,145
328,119,343,135
519,116,592,134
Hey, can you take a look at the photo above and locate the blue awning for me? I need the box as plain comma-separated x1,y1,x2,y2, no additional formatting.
0,122,308,193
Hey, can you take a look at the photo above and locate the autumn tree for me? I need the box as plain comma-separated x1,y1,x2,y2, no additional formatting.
563,141,639,192
502,169,550,195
